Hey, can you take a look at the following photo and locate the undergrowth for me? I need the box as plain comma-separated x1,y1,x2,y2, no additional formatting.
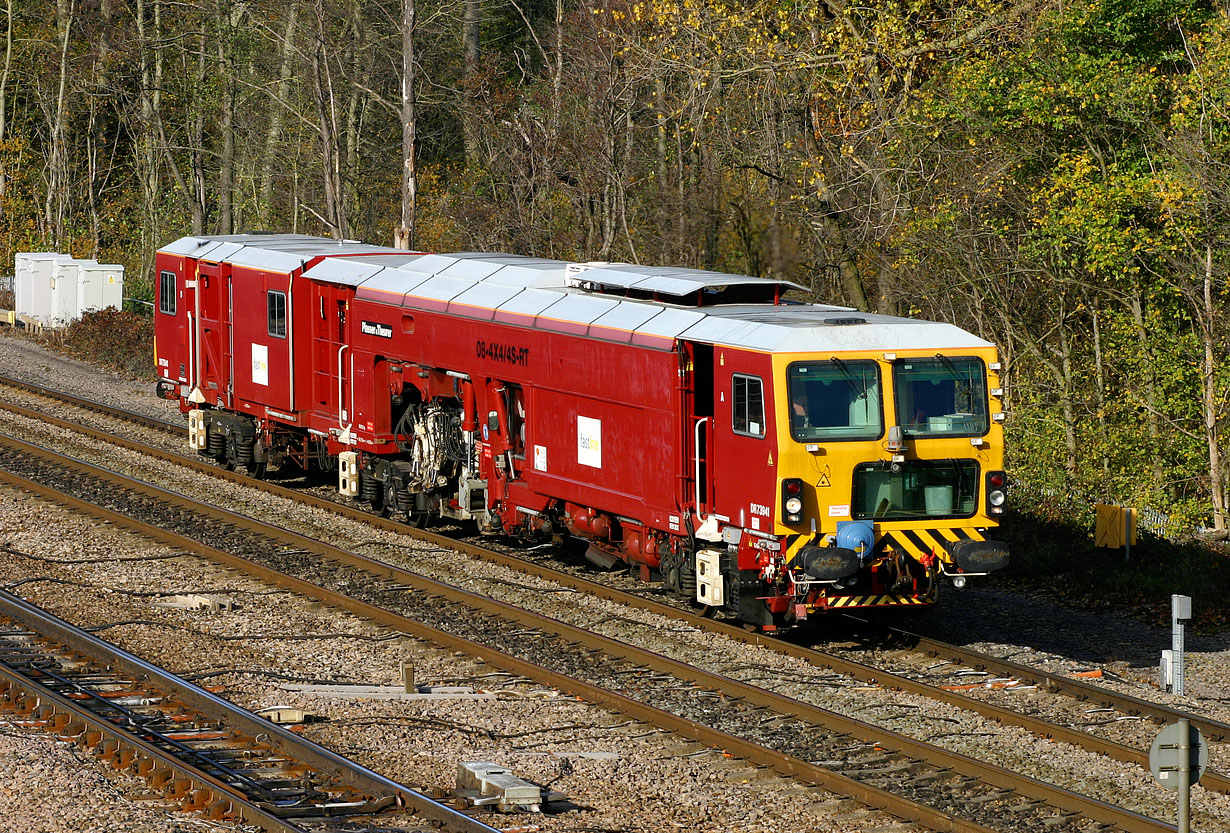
998,491,1230,633
44,308,155,379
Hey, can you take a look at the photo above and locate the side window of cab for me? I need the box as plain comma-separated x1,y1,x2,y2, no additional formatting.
159,271,176,315
732,374,765,438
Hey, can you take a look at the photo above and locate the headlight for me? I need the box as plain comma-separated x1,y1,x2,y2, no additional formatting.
785,497,803,514
988,490,1005,507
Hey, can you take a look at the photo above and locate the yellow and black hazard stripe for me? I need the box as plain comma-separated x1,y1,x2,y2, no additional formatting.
782,533,809,567
878,527,986,561
824,594,932,608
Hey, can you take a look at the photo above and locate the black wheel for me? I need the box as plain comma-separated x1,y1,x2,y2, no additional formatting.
661,541,697,602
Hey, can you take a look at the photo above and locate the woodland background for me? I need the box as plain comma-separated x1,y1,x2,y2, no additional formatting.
3,0,1230,533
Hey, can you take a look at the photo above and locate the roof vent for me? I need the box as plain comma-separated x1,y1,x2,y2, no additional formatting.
822,316,868,326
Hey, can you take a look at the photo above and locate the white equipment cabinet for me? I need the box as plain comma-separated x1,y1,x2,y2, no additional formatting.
76,262,124,316
14,253,70,321
49,259,94,324
12,254,124,326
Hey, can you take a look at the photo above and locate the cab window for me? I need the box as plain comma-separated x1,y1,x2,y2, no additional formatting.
732,374,765,438
894,357,988,436
267,290,287,338
787,359,882,441
158,271,176,315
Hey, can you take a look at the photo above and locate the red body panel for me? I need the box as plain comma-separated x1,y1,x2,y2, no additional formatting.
154,246,697,539
346,297,686,527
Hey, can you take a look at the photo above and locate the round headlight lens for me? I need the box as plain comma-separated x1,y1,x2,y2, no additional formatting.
785,497,803,514
988,490,1005,507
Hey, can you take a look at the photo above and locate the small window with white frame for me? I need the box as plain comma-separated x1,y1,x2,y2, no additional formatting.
158,271,176,315
732,374,765,438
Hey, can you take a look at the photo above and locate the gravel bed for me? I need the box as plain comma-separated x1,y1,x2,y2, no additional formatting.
4,329,1230,831
0,331,172,424
0,728,240,833
0,486,896,833
3,428,1228,831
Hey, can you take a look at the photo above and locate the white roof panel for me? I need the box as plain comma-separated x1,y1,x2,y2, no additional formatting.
338,253,427,270
495,287,560,318
359,268,432,299
439,258,505,282
396,254,463,275
159,237,212,256
590,301,663,334
634,307,705,339
303,257,386,286
404,275,477,304
190,241,244,263
225,245,307,273
536,293,620,326
679,315,776,350
450,283,524,320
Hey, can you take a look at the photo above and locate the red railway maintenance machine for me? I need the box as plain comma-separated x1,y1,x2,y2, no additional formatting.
154,233,1009,629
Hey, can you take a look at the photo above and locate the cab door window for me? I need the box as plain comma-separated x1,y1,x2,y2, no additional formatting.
267,290,287,338
159,271,177,315
732,374,765,438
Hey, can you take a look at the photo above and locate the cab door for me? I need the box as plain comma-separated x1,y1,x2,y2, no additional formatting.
154,263,189,389
231,268,294,413
711,349,778,533
310,282,349,427
196,260,231,407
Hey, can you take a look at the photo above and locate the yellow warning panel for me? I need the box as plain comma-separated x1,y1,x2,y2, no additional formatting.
1095,504,1137,548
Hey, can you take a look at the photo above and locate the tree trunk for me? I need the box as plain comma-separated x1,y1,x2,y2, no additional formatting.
1129,293,1166,495
1055,315,1079,480
258,2,299,227
393,0,416,249
0,0,13,220
1200,243,1226,530
461,0,480,163
45,0,75,248
136,0,165,275
1090,301,1110,490
216,0,237,234
342,0,365,217
311,0,348,239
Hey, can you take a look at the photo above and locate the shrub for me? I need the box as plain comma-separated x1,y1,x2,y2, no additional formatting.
998,496,1230,632
51,308,154,379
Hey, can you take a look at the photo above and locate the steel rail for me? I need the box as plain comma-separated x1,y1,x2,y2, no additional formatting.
0,374,179,434
0,434,1185,833
0,585,500,833
0,584,499,833
0,655,307,832
877,625,1230,743
0,389,1226,796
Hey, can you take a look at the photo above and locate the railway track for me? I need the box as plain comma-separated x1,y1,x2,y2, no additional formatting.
1,377,1226,768
0,425,1205,833
0,586,498,833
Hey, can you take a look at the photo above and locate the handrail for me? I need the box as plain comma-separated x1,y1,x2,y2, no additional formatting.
337,343,349,429
693,416,709,524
